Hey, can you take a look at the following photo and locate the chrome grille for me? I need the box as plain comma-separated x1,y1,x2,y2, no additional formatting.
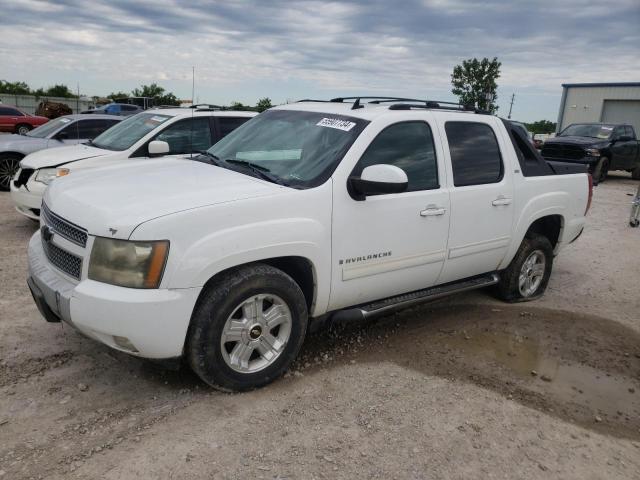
41,234,82,279
41,203,88,247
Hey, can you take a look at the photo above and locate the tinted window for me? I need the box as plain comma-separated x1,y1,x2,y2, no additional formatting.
73,119,120,139
352,121,438,192
155,117,212,154
446,122,503,187
612,126,625,140
625,126,635,139
218,117,250,137
122,105,138,111
0,107,22,116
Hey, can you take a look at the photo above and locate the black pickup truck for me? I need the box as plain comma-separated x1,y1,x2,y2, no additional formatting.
541,123,640,183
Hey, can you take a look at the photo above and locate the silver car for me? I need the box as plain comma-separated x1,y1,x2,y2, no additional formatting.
0,114,122,191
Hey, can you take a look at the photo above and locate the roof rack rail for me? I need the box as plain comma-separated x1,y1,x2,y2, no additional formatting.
189,104,223,110
298,96,486,113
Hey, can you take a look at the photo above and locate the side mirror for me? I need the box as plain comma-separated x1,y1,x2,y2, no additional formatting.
348,164,408,201
148,140,170,157
55,131,68,141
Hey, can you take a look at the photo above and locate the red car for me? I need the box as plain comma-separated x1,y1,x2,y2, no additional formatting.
0,106,49,135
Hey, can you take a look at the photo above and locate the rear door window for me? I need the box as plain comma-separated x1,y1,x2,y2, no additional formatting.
445,122,503,187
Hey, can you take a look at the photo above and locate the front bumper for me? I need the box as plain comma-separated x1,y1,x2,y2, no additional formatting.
10,181,45,220
28,233,201,359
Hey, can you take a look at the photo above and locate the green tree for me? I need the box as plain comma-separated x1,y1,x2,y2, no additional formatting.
524,120,556,134
0,80,31,95
131,83,180,106
45,84,75,98
451,57,501,113
256,97,272,112
107,91,131,101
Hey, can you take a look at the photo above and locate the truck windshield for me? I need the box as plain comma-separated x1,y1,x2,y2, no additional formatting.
91,113,170,151
559,124,614,139
26,117,74,138
207,110,368,188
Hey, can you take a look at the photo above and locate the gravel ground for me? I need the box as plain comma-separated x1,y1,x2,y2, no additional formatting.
1,173,639,479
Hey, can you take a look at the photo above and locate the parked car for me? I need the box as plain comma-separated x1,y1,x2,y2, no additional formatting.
26,97,591,391
0,114,122,192
0,106,48,135
81,103,143,116
11,108,256,219
542,123,640,183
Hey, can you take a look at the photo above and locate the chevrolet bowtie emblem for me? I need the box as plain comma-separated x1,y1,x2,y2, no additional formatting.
109,228,118,236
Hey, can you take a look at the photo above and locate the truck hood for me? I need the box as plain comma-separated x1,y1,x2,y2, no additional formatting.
544,136,605,147
0,134,47,151
44,158,282,238
21,144,111,169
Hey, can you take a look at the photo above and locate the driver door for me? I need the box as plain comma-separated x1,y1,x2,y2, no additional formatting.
329,120,450,310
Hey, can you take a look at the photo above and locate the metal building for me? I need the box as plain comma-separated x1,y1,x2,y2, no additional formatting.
556,82,640,133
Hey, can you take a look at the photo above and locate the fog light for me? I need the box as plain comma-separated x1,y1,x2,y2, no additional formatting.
113,335,139,353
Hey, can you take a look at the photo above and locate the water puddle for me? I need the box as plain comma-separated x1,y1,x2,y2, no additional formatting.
441,330,639,420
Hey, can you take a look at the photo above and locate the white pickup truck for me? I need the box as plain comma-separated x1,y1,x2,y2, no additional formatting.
27,97,591,391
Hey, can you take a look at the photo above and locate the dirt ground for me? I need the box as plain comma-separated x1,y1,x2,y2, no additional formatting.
1,173,639,480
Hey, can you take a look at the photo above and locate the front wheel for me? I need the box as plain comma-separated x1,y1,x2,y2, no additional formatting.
632,164,640,180
187,264,308,391
591,157,609,184
0,153,23,191
496,234,553,302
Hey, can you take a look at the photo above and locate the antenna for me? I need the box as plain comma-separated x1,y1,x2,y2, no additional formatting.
190,66,195,158
75,82,80,141
507,93,515,119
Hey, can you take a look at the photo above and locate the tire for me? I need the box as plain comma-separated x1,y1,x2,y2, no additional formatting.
632,164,640,180
0,153,23,192
187,263,308,391
15,124,32,135
496,234,554,302
591,157,609,184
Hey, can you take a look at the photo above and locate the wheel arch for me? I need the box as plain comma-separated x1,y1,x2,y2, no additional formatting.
525,214,563,250
0,151,26,160
196,256,318,315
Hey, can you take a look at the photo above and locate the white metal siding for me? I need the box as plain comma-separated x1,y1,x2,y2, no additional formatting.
0,94,94,115
559,85,640,131
601,100,640,134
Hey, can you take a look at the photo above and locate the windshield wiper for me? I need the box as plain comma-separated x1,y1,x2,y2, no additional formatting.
192,150,224,166
224,159,287,186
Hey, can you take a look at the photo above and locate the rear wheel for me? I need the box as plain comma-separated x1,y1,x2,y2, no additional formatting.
496,234,553,302
0,153,23,191
15,124,32,135
187,264,308,391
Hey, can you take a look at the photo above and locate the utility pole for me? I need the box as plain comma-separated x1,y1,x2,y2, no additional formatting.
507,93,515,119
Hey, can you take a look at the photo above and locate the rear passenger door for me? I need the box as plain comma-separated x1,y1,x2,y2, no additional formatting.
437,118,515,284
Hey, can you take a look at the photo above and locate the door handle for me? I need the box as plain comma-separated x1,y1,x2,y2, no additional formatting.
420,205,446,217
492,195,512,206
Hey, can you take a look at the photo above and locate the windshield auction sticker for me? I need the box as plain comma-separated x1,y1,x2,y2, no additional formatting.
316,118,356,132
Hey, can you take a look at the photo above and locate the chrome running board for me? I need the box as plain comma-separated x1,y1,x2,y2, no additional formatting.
331,273,499,323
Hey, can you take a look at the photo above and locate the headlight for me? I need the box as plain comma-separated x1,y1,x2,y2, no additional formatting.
585,148,600,157
88,237,169,289
35,168,58,185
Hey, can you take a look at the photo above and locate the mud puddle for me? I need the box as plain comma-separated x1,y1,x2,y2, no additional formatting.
300,303,640,438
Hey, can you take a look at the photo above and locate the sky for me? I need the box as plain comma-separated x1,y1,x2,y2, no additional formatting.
1,0,639,122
